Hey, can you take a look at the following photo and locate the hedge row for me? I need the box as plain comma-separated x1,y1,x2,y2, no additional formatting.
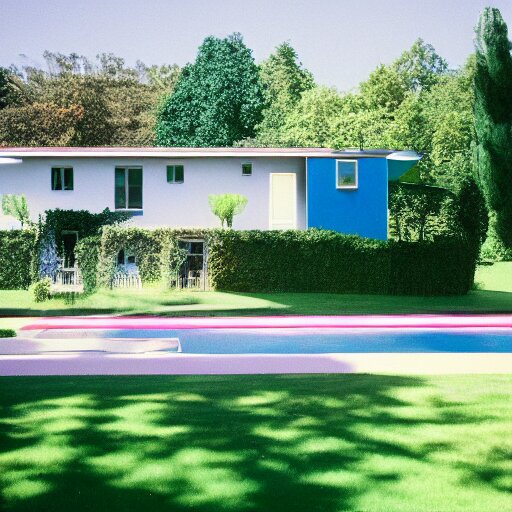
207,230,476,296
0,230,36,289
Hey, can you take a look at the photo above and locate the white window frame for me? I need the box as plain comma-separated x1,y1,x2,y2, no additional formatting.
336,159,358,190
51,167,74,191
115,166,143,210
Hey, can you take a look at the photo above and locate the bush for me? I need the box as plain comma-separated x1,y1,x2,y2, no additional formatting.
0,329,16,338
31,277,52,302
207,229,476,296
0,230,36,289
75,236,101,293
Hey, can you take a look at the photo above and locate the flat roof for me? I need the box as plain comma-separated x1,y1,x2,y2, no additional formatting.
0,146,396,159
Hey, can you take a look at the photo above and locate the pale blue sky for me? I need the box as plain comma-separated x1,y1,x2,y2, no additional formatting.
1,0,512,91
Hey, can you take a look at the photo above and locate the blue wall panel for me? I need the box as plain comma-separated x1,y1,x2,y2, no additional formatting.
307,157,388,240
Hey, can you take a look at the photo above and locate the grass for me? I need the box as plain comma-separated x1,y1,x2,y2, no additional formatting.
0,374,511,511
0,263,511,321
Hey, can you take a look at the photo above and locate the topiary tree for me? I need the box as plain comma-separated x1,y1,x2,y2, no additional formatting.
474,7,512,247
1,194,31,228
156,33,263,147
208,194,248,228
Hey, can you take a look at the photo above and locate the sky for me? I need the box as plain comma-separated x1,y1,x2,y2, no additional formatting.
1,0,512,92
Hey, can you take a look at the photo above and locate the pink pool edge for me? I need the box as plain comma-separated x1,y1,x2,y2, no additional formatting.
20,314,512,331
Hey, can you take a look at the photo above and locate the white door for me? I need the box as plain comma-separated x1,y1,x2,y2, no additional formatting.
269,173,297,229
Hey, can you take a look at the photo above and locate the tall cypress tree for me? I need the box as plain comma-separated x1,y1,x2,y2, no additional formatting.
474,7,512,247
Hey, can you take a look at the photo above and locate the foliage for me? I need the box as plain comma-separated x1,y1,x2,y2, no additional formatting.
474,7,512,248
256,42,314,142
0,67,26,109
97,226,207,288
38,229,60,279
44,208,130,249
392,38,448,92
0,102,84,146
480,212,512,261
75,236,101,293
207,229,476,296
2,51,181,147
208,194,248,228
281,86,346,147
156,33,264,147
0,328,16,337
1,194,31,228
31,278,52,302
388,183,455,242
159,233,188,288
0,230,36,289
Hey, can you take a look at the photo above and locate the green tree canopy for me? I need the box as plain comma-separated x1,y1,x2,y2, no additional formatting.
156,33,264,147
208,194,248,228
256,42,314,141
474,7,512,247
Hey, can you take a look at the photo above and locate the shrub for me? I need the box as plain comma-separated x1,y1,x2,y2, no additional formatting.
208,194,248,228
0,329,16,338
31,277,52,302
207,229,476,296
0,230,36,289
75,236,101,293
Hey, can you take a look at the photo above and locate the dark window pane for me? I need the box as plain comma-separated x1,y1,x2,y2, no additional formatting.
175,165,184,182
167,166,174,182
190,242,203,254
129,168,143,186
127,255,136,264
117,249,125,265
128,168,143,208
52,168,62,190
115,168,126,209
63,168,73,190
242,163,252,175
128,187,142,209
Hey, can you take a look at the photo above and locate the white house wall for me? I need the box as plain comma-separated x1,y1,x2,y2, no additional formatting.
0,156,307,230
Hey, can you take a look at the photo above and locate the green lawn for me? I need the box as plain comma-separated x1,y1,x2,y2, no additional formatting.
0,263,511,322
0,374,511,511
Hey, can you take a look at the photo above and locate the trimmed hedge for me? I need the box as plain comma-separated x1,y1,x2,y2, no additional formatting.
68,227,477,296
208,230,476,296
75,236,101,293
0,230,36,289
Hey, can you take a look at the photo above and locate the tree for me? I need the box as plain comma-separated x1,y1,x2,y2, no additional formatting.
1,194,31,227
474,7,512,247
281,86,345,147
208,194,248,228
393,38,448,92
156,33,264,147
256,42,314,142
0,67,26,109
0,102,84,146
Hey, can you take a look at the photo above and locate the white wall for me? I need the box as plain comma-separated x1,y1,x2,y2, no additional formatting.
0,156,306,229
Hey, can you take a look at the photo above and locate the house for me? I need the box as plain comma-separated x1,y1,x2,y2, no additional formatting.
0,146,420,241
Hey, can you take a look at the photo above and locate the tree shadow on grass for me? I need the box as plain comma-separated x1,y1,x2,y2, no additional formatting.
0,374,510,511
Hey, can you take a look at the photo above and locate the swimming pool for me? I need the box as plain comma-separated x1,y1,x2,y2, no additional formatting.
44,328,512,354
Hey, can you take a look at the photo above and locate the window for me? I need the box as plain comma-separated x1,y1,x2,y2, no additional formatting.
167,165,184,183
336,160,358,189
115,167,143,209
51,167,73,190
242,163,252,176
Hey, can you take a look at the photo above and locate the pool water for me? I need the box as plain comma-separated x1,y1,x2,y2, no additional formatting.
95,328,512,354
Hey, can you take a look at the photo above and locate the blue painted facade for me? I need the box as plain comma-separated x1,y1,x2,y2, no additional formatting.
307,157,389,240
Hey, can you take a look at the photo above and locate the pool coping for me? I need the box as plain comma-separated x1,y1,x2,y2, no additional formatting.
20,314,512,331
1,352,511,376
